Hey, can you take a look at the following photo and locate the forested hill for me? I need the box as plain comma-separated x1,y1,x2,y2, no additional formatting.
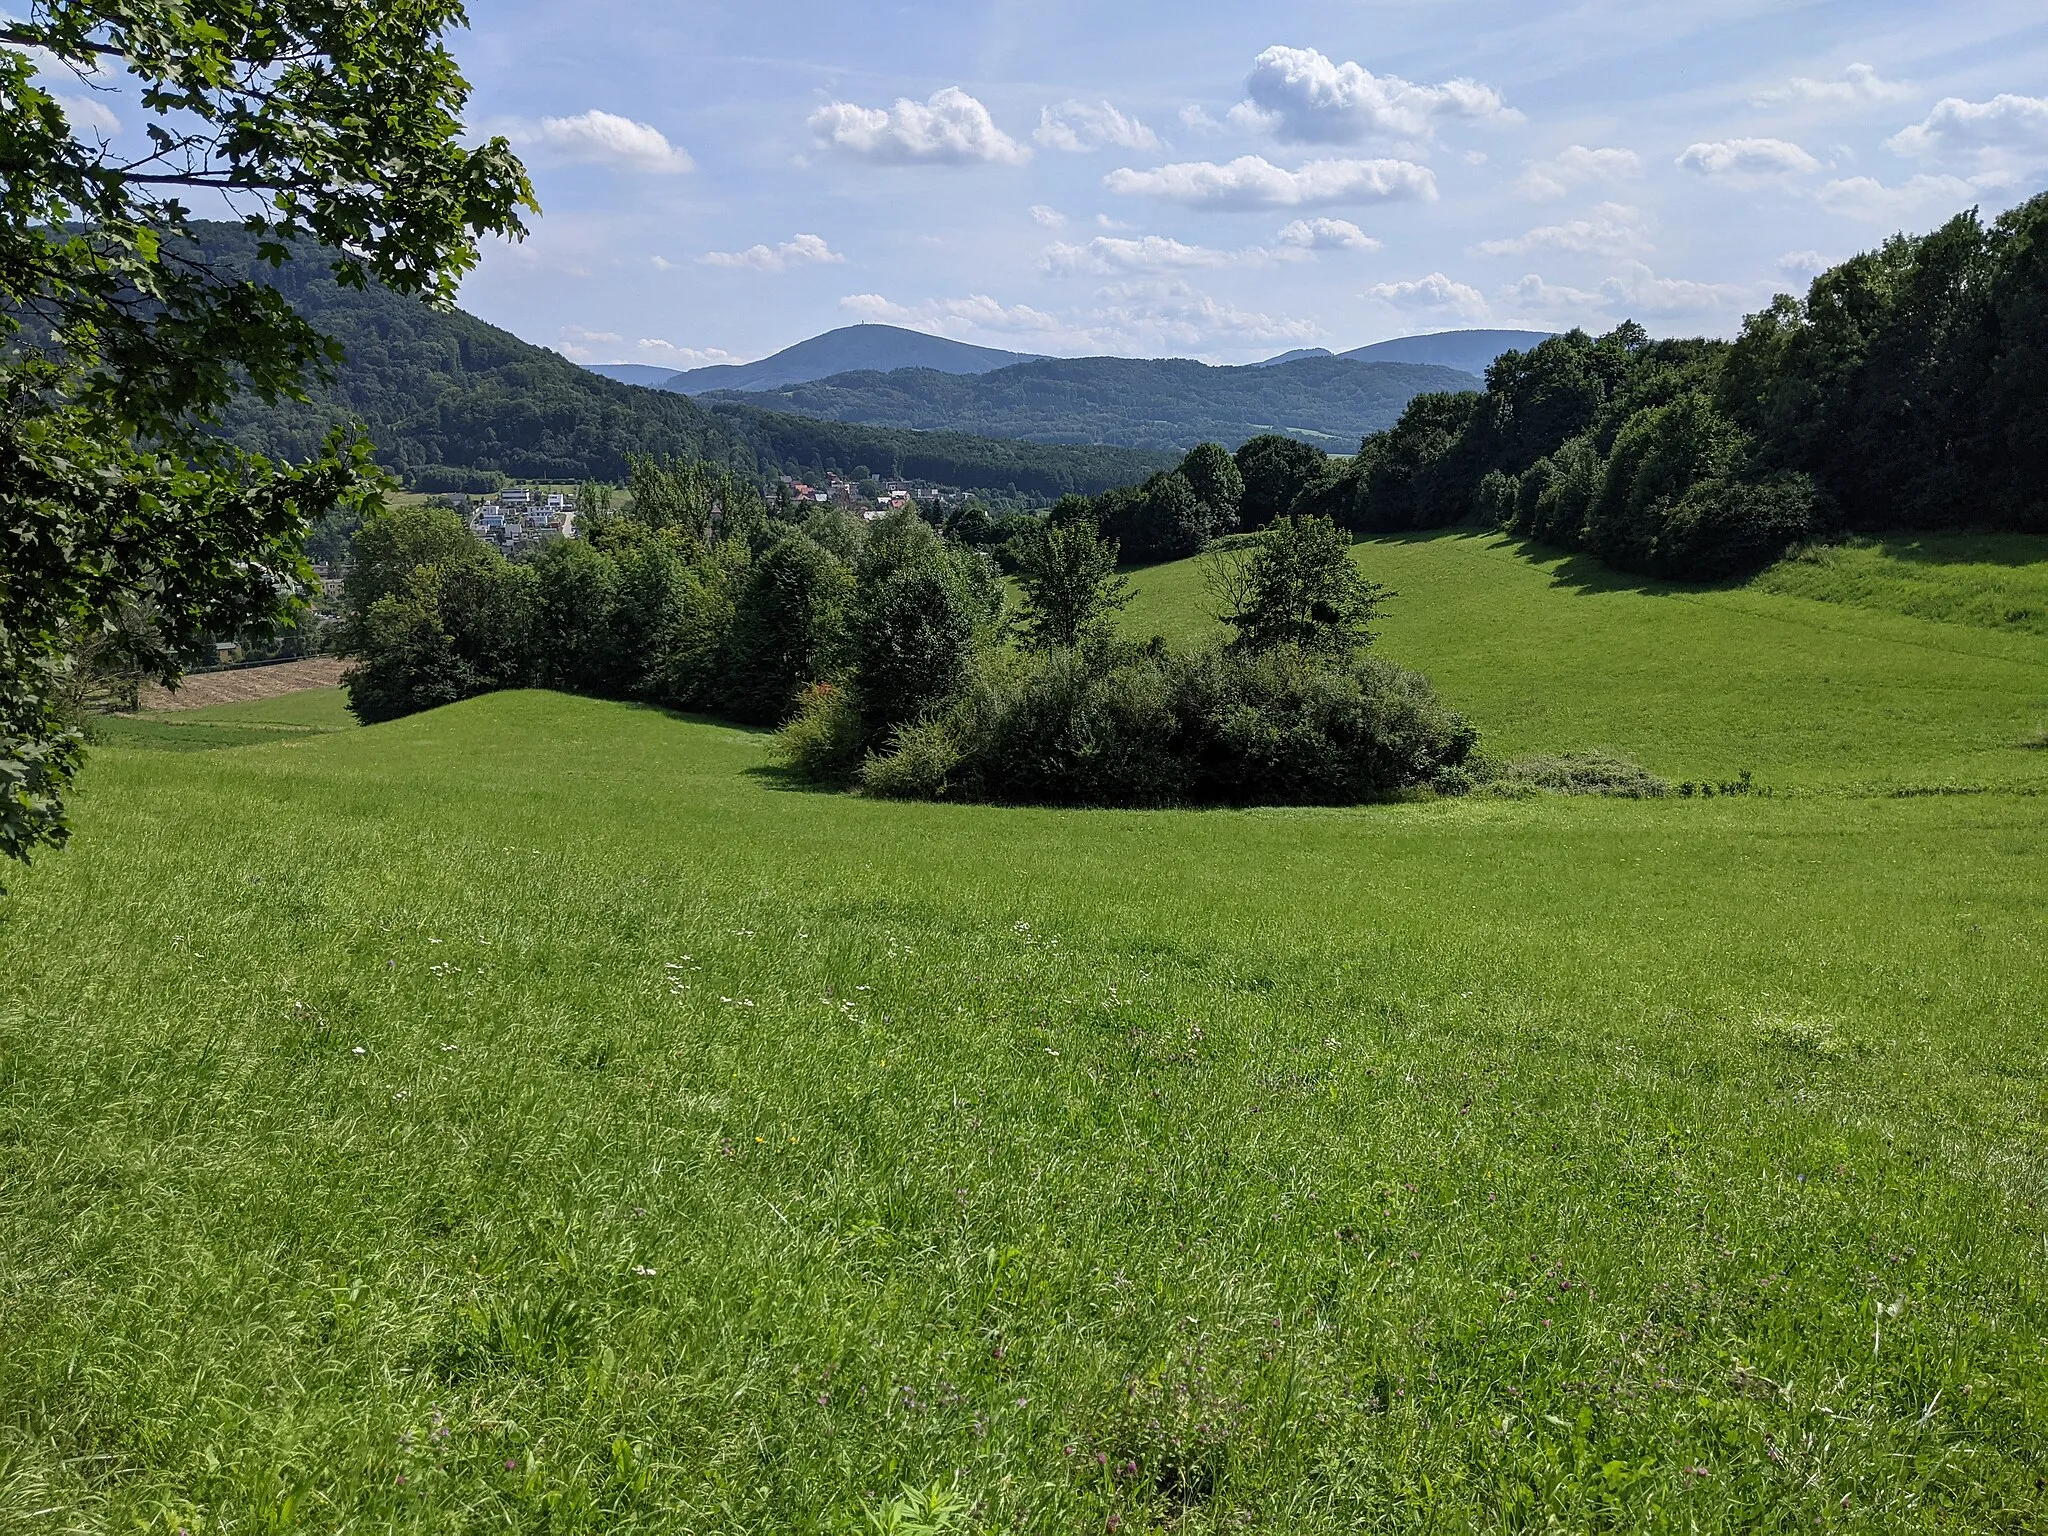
195,227,1172,495
698,354,1481,452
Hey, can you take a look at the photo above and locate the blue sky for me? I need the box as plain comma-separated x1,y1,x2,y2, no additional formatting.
38,0,2048,366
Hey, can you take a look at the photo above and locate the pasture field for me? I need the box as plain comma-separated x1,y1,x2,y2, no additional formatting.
3,532,2047,1533
1127,529,2048,792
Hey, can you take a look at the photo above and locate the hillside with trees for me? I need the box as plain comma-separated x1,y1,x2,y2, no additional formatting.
698,354,1480,452
190,226,1172,496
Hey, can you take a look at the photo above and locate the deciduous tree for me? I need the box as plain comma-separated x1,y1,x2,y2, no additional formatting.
1,0,534,876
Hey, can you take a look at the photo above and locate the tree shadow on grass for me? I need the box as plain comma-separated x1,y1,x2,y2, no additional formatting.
615,700,850,796
744,760,850,796
1351,524,1748,600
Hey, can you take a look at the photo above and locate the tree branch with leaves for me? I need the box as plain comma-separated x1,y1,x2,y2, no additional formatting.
0,0,534,879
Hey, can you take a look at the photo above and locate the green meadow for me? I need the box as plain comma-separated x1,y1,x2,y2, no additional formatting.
4,533,2047,1533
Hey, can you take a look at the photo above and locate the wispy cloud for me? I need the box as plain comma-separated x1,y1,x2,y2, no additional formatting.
52,92,120,137
1028,205,1067,228
1047,221,1379,274
1509,262,1761,321
1044,236,1245,274
1234,45,1519,143
840,291,1063,335
1478,203,1651,257
700,233,845,272
1515,145,1641,201
558,327,748,366
1754,63,1914,107
1104,154,1436,210
1035,99,1160,153
810,87,1030,165
837,282,1318,357
536,110,693,174
1815,173,1981,220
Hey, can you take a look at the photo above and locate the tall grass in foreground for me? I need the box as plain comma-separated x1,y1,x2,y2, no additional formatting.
1,690,2043,1532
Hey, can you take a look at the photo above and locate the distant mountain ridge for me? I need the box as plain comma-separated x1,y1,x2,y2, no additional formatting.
176,227,1171,495
583,363,686,388
585,327,1555,402
693,354,1483,453
1338,330,1555,375
572,327,1556,454
589,325,1048,396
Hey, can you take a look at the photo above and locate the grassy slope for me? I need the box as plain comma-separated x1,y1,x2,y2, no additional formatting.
3,541,2048,1531
1752,535,2048,637
1127,530,2048,791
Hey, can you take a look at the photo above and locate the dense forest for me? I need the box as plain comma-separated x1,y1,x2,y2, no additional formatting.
698,354,1480,452
191,226,1173,496
1057,195,2048,580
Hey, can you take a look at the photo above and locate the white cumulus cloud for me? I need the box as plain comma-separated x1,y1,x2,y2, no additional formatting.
1104,154,1436,210
1515,145,1641,201
1888,94,2048,172
1365,273,1490,319
700,233,845,272
538,110,693,174
810,87,1030,166
1777,250,1830,279
1676,137,1820,179
1029,205,1067,227
1478,203,1650,257
1276,217,1379,251
1035,100,1160,153
1236,45,1518,144
1754,63,1914,107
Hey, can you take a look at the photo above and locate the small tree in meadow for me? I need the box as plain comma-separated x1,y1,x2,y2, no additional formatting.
1014,519,1130,651
1208,514,1391,657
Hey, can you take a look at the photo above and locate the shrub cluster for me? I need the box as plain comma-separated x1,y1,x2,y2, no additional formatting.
784,513,1475,809
1282,191,2048,580
824,642,1477,808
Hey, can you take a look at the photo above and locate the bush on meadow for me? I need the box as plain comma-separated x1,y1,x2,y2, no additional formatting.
775,681,868,783
856,717,965,799
851,640,1475,809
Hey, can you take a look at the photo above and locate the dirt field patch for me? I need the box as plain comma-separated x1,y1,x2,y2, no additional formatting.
140,657,350,711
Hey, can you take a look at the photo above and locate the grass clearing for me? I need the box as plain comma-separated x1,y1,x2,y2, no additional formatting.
1128,530,2048,791
5,537,2048,1532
